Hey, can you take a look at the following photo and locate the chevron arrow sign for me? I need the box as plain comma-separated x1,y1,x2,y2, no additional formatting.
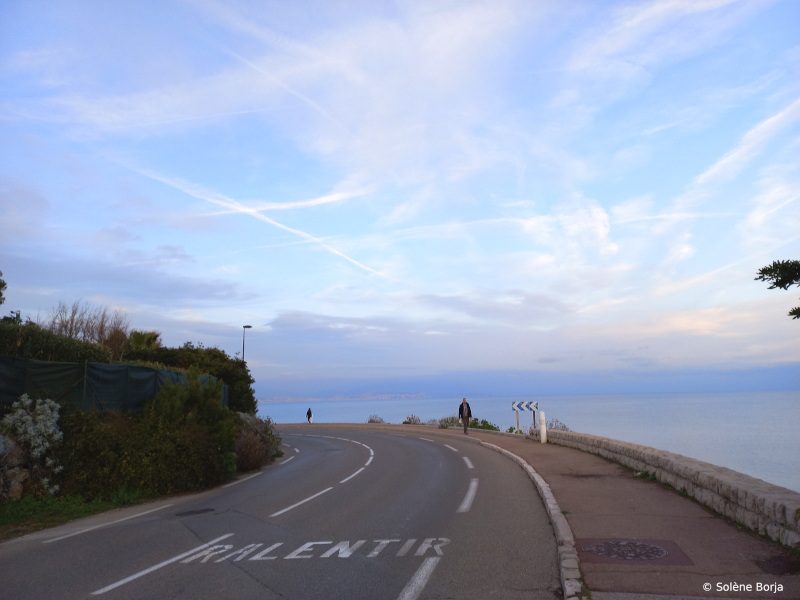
511,401,538,411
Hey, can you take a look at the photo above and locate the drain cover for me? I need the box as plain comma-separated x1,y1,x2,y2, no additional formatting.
175,508,214,517
582,540,668,560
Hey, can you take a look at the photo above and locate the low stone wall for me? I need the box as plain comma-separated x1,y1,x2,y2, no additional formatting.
527,429,800,549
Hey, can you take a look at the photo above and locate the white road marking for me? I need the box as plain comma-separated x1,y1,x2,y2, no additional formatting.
396,539,416,556
284,541,332,559
415,538,449,556
457,478,479,513
396,557,441,600
181,544,234,563
91,533,234,594
462,456,474,469
281,443,291,447
269,487,334,517
336,437,351,441
368,539,400,557
369,448,374,456
340,467,365,483
44,504,174,544
444,444,458,452
281,455,295,464
294,447,299,453
250,543,283,560
321,540,366,557
216,543,262,562
365,456,373,466
419,438,434,442
223,472,262,487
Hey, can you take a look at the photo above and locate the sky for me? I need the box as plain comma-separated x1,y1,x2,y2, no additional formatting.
1,0,798,401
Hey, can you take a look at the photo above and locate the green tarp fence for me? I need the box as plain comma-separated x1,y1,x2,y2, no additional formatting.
0,356,229,416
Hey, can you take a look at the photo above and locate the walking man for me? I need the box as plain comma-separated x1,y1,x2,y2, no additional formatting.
306,407,312,423
458,398,472,434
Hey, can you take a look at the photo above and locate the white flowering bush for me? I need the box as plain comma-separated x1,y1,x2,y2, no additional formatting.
1,394,64,495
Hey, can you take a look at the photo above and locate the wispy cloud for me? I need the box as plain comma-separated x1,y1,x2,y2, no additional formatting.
132,167,386,277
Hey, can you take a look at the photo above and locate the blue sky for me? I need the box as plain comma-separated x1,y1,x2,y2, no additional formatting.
1,0,798,400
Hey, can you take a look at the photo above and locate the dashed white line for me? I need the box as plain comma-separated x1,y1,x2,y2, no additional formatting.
339,467,365,483
444,444,458,452
419,438,434,442
396,557,441,600
294,447,299,453
91,533,234,594
462,456,474,469
457,478,479,513
43,504,174,544
223,472,262,487
281,456,295,464
365,456,373,466
270,487,334,517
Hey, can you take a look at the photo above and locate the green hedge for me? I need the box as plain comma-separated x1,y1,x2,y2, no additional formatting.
127,343,256,414
0,323,109,364
55,370,237,500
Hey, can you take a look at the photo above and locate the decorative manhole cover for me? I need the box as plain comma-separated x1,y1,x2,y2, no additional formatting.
582,541,668,560
175,509,214,517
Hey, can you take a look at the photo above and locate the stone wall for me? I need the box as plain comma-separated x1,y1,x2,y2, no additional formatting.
527,429,800,549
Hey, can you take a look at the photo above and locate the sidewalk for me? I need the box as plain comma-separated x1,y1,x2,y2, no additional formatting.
430,427,800,600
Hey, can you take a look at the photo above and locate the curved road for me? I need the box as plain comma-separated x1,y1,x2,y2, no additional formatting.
0,427,560,599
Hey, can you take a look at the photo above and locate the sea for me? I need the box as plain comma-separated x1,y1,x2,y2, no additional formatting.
257,391,800,494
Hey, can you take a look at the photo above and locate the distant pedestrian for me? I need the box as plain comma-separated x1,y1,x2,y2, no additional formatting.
307,408,312,424
458,398,472,434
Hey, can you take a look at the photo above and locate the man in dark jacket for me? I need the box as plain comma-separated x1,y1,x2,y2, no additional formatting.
458,398,472,434
306,408,312,423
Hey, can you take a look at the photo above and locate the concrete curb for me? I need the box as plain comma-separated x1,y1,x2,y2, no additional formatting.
479,441,585,600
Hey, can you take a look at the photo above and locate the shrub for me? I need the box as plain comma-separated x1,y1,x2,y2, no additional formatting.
546,419,571,431
438,415,459,429
1,394,63,496
235,430,267,472
404,414,421,425
127,343,256,414
234,413,281,472
425,418,439,426
469,418,500,431
55,369,238,500
39,300,130,361
367,415,386,423
0,322,110,364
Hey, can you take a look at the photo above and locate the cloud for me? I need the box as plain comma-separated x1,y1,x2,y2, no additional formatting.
132,167,386,277
0,178,50,235
692,97,800,190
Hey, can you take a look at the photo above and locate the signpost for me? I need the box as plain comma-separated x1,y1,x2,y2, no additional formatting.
511,401,538,434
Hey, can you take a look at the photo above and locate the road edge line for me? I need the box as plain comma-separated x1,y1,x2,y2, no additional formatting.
43,504,174,544
479,441,585,600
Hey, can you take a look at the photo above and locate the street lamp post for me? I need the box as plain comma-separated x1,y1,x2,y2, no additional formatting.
242,325,252,361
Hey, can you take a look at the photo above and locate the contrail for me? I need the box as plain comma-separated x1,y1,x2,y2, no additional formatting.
134,168,385,278
219,44,353,136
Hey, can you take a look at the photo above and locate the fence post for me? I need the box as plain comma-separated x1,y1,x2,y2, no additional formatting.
83,361,88,407
540,410,547,444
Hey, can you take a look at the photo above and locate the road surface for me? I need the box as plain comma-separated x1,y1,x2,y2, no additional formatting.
0,427,561,599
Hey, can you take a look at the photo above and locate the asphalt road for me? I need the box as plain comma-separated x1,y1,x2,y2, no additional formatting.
0,427,561,600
